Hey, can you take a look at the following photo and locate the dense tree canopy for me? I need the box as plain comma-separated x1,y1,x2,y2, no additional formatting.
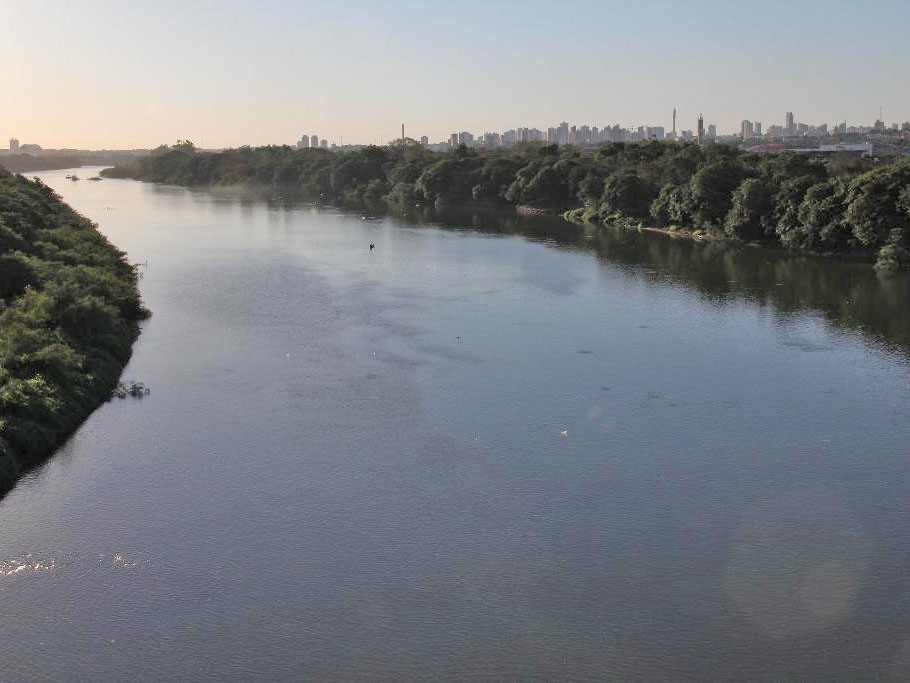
0,169,147,493
103,141,910,271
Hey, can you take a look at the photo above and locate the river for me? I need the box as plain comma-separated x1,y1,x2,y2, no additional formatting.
2,168,910,679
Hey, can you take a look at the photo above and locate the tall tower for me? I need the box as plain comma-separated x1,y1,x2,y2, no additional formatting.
672,107,676,135
402,124,405,140
697,113,704,144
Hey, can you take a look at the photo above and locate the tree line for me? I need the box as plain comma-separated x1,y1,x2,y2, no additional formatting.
102,140,910,271
0,168,148,493
0,154,84,174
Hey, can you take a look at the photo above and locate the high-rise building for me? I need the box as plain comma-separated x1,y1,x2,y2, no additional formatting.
449,133,458,147
754,122,762,137
645,126,665,140
697,114,704,144
9,138,19,154
557,121,569,145
707,124,717,139
319,139,328,148
420,136,428,146
740,120,753,139
785,112,794,136
297,135,309,149
310,135,318,148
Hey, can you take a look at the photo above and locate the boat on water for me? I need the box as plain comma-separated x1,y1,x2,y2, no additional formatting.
69,175,80,181
88,176,102,182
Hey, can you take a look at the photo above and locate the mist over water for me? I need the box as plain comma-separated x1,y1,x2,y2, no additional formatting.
1,169,909,679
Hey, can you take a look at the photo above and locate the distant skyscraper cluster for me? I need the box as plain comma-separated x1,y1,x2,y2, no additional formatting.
435,111,726,150
297,134,328,149
289,110,910,153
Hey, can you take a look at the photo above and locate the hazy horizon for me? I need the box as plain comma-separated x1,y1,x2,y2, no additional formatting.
3,0,909,149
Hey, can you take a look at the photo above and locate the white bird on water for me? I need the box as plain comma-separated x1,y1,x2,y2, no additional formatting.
560,430,568,437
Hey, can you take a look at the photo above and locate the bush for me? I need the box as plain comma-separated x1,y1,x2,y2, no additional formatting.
0,169,147,493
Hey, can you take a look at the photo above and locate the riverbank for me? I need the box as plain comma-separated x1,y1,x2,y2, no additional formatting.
3,172,909,679
0,169,148,494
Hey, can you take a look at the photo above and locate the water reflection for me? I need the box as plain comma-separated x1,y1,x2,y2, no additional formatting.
168,185,910,359
396,203,910,359
724,488,872,637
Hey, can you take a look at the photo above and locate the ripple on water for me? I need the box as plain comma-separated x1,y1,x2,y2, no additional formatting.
0,551,147,578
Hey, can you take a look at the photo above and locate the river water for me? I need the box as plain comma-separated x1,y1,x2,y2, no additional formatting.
3,168,910,679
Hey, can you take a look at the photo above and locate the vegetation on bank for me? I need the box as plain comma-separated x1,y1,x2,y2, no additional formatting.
0,168,148,493
1,154,84,174
103,140,910,271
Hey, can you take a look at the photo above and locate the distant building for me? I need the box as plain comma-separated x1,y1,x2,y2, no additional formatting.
420,136,428,146
483,132,500,147
319,139,327,148
646,126,665,140
740,120,754,140
697,114,704,144
754,122,762,137
816,142,874,157
449,133,458,148
557,121,569,145
785,112,794,136
707,124,717,139
457,131,473,146
297,135,309,149
9,138,19,154
310,135,318,148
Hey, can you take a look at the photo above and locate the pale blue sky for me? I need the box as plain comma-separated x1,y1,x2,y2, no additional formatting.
2,0,908,149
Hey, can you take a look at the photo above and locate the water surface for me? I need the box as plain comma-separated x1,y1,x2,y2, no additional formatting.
2,169,910,679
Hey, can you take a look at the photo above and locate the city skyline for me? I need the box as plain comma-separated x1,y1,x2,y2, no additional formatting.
3,0,910,149
9,108,907,154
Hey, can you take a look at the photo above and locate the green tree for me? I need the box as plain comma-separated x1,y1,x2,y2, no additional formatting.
845,162,910,248
725,178,774,240
689,160,751,230
600,171,657,221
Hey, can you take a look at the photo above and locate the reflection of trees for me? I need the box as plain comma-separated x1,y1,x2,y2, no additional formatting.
161,185,910,358
401,204,910,357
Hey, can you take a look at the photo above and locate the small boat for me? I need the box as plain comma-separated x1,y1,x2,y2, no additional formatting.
88,176,102,182
69,175,80,181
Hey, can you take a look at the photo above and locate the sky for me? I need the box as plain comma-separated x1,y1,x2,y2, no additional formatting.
2,0,909,150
